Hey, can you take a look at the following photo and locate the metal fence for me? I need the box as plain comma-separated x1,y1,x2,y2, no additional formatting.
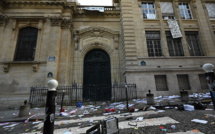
29,83,136,107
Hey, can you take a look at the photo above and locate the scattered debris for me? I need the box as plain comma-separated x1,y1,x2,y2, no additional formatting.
191,119,208,124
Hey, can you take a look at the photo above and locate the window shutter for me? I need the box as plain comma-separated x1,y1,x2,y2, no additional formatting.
160,2,174,14
206,3,215,18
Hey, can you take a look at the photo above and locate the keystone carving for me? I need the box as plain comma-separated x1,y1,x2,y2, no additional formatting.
3,64,9,72
0,15,9,25
61,18,72,29
32,64,38,72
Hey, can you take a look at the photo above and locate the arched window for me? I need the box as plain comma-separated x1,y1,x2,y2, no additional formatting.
14,27,38,61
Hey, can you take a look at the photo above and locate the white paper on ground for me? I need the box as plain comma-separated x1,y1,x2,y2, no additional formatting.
191,119,208,124
136,117,144,121
183,104,195,111
157,110,165,112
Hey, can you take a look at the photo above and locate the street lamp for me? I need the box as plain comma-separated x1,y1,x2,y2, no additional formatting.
202,63,215,109
43,79,58,134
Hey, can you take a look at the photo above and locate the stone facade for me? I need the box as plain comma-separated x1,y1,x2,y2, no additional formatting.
0,0,215,106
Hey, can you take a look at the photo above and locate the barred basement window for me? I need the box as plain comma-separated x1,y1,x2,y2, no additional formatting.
14,27,38,61
185,32,203,56
205,3,215,20
142,2,156,19
146,31,162,57
160,2,175,20
179,3,192,19
155,75,168,91
166,32,184,56
198,74,209,90
177,74,191,90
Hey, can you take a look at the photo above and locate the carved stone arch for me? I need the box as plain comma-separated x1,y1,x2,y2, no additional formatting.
18,25,39,30
80,42,114,58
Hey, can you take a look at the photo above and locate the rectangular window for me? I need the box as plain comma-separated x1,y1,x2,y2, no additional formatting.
146,31,162,57
185,32,203,56
166,32,184,56
177,74,191,90
142,2,156,19
179,3,192,19
160,2,175,19
155,75,168,91
206,3,215,19
198,74,209,90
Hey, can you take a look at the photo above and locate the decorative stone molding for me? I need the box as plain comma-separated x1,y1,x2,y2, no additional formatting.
12,19,17,30
32,64,38,72
78,27,119,36
3,64,9,72
81,42,113,57
74,36,80,50
61,18,72,29
50,16,62,26
114,36,119,50
0,15,9,25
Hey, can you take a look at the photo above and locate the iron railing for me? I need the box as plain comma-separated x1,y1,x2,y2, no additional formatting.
29,82,137,107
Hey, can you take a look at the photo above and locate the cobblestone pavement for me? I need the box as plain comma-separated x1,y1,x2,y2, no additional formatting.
0,107,215,134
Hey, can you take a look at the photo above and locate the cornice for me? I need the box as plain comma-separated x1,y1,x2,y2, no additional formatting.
4,0,65,6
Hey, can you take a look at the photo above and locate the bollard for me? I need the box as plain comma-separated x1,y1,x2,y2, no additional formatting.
43,79,58,134
18,100,30,117
180,89,189,102
147,90,155,105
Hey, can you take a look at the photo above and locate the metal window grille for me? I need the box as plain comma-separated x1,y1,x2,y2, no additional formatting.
146,31,162,57
166,32,184,56
198,74,209,90
155,75,168,91
179,3,192,19
177,74,191,90
142,2,156,19
185,31,203,56
14,27,38,61
206,3,215,19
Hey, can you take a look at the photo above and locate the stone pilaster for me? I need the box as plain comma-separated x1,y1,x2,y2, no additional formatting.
120,0,138,72
173,0,190,56
194,0,215,56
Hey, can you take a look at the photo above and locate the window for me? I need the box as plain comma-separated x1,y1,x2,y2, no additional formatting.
160,2,175,19
198,74,209,90
14,27,38,61
142,2,156,19
166,32,184,56
185,32,203,56
155,75,168,91
146,31,162,57
179,3,192,19
177,74,191,90
205,3,215,19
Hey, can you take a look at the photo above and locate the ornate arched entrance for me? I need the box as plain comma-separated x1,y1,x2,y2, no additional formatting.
83,49,111,101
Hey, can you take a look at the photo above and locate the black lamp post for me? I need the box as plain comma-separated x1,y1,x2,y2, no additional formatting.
202,63,215,110
43,79,58,134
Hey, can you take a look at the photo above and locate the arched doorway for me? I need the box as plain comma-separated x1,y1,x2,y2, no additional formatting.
83,49,111,101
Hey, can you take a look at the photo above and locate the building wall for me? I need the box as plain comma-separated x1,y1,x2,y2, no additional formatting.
0,0,215,106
